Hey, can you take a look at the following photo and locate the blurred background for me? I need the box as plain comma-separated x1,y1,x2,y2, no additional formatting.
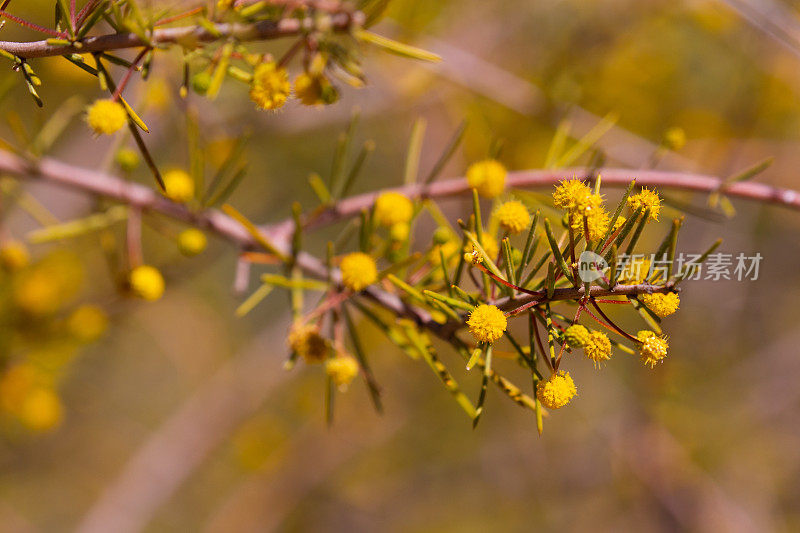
1,0,800,531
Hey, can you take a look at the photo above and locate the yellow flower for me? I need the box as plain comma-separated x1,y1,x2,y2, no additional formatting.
584,330,612,364
67,304,108,343
294,73,339,106
466,159,507,198
162,169,195,203
287,323,328,363
494,200,530,234
467,304,507,344
249,62,290,110
325,353,360,388
0,241,30,271
663,127,686,151
115,147,140,172
637,330,669,367
374,191,414,227
569,206,610,243
553,179,599,212
640,292,679,318
536,370,577,409
389,222,410,242
627,187,661,221
564,324,590,348
86,99,127,135
177,229,208,256
129,265,165,301
340,252,377,292
19,388,62,431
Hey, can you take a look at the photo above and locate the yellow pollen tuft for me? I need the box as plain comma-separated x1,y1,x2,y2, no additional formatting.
536,370,577,409
325,353,360,388
374,192,414,227
249,62,290,110
637,330,669,367
564,324,590,348
640,292,679,318
86,99,127,135
467,304,507,344
287,323,328,363
584,330,612,365
569,206,610,243
494,200,531,234
162,169,195,203
553,179,600,212
340,252,377,292
129,265,165,301
628,187,662,221
177,229,208,256
466,159,507,198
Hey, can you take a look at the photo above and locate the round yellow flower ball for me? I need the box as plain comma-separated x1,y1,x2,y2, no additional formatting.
287,323,328,363
0,241,30,271
250,62,290,110
325,353,360,388
162,169,194,203
374,191,414,227
536,370,577,409
494,200,531,234
584,330,612,365
466,159,507,198
340,252,377,292
129,265,165,301
637,330,669,368
86,99,127,135
466,304,507,344
177,228,208,256
640,292,679,318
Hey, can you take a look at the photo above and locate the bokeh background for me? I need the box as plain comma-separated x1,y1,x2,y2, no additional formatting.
1,0,800,531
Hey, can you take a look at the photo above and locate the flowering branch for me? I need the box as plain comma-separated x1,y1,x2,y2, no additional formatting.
0,11,363,59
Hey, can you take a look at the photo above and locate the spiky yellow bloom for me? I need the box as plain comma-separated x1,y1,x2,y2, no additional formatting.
177,229,208,256
536,370,577,409
163,170,195,203
637,330,669,367
390,222,410,242
67,304,108,343
564,324,590,348
569,206,610,243
627,187,661,221
294,73,339,106
325,353,360,388
0,241,29,271
494,200,530,234
553,179,600,212
86,99,127,135
249,62,290,110
287,323,328,363
466,159,507,198
467,304,507,344
340,252,377,292
584,330,612,364
465,233,499,262
613,215,626,231
129,265,165,301
374,191,414,227
640,292,680,318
